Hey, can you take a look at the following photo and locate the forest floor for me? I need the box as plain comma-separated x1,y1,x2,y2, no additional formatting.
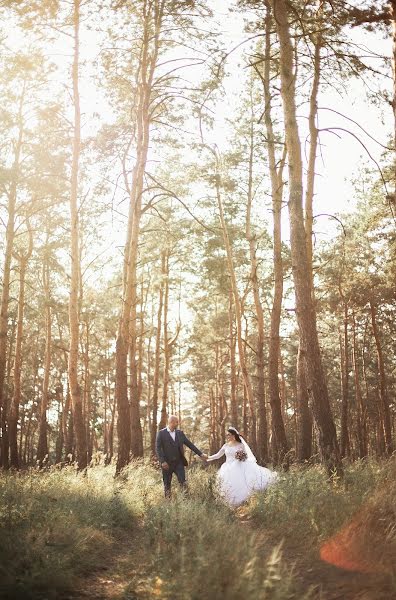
70,517,395,600
1,460,395,600
71,500,395,600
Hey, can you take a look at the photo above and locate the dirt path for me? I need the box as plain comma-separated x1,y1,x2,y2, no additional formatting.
67,528,156,600
69,515,395,600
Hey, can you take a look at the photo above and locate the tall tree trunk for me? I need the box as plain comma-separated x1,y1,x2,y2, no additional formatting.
270,0,341,475
37,256,52,466
228,291,238,428
340,304,350,458
245,108,268,463
209,386,218,454
137,275,147,438
8,244,31,467
68,0,87,470
129,281,143,457
369,301,393,455
116,2,163,472
213,156,257,453
9,226,33,469
146,310,153,439
390,1,396,206
150,256,165,455
0,86,25,469
82,318,93,462
261,5,289,466
351,311,367,458
296,344,313,461
159,250,170,430
55,384,64,464
296,2,323,462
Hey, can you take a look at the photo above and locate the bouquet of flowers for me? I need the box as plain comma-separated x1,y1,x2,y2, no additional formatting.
235,449,248,462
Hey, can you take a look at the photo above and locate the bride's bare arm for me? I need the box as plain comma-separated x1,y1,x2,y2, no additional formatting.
206,445,226,461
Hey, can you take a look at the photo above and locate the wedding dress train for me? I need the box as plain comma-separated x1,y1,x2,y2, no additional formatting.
207,442,278,506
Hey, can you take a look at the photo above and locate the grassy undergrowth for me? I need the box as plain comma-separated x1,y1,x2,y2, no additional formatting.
0,458,394,600
141,469,308,600
247,459,394,547
0,462,161,599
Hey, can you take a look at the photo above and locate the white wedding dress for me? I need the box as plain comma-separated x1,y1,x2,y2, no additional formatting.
207,442,278,506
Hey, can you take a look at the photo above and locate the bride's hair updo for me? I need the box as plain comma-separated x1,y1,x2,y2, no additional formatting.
228,427,242,443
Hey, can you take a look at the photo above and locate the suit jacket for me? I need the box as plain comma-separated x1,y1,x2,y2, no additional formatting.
156,428,202,466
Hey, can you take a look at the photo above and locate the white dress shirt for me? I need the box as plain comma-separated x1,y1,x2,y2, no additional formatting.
167,426,176,441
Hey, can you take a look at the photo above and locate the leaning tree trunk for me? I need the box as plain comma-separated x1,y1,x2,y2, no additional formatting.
68,0,87,470
270,0,341,475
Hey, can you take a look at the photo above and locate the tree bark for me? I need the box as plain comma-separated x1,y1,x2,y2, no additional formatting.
352,311,367,458
37,254,52,466
116,1,164,472
213,157,257,453
296,1,323,462
158,250,170,430
68,0,87,470
228,291,239,428
296,344,313,461
261,5,289,466
55,384,65,464
245,108,268,463
9,226,33,469
150,254,165,455
270,0,342,475
340,304,350,458
369,300,393,455
0,86,25,468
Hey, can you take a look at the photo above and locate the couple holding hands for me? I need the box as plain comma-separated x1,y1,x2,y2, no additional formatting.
156,415,278,506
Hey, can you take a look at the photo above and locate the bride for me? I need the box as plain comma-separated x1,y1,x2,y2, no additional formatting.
207,427,278,506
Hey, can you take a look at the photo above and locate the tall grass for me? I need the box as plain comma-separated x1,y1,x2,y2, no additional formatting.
0,461,160,599
142,468,311,600
247,459,392,549
1,458,394,600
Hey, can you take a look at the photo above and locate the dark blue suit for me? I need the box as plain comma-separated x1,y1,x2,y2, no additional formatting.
156,428,202,496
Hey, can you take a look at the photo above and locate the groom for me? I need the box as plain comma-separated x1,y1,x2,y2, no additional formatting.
156,415,207,497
